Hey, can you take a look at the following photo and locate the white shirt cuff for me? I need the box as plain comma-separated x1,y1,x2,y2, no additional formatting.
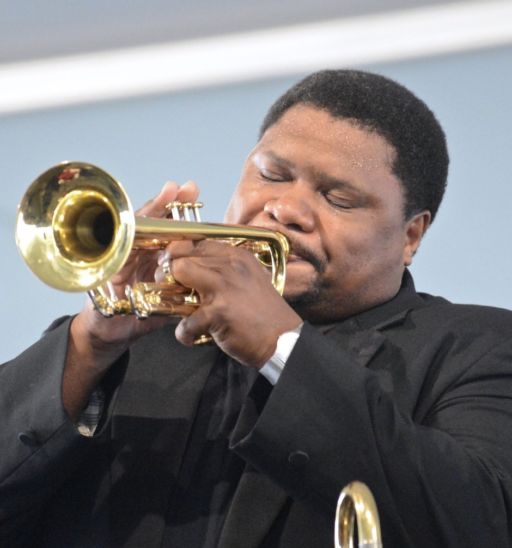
259,324,303,385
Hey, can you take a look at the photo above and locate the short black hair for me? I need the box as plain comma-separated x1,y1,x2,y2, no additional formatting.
260,70,449,222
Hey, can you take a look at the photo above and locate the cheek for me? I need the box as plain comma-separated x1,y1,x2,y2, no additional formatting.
352,224,406,276
325,217,403,273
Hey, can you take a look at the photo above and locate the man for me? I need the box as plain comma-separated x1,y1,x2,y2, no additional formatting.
2,70,512,547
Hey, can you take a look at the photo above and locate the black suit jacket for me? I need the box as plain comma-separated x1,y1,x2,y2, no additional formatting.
2,273,512,547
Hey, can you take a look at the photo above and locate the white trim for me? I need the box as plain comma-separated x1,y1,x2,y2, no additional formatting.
1,0,512,115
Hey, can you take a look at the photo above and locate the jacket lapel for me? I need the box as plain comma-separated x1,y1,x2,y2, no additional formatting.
107,326,220,546
219,464,289,548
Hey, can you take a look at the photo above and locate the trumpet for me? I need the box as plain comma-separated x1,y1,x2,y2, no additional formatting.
335,481,382,548
15,161,289,319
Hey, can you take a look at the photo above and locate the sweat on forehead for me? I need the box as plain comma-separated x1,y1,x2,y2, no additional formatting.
258,105,398,178
260,69,449,223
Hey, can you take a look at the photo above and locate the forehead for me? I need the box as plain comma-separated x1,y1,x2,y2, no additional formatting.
256,104,396,178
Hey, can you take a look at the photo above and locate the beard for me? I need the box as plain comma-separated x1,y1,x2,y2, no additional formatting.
282,245,332,320
285,280,322,308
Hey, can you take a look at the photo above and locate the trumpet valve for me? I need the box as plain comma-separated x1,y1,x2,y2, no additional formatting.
165,201,204,222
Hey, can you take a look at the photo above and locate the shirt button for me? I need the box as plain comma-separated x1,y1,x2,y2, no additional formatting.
18,431,40,447
288,450,310,467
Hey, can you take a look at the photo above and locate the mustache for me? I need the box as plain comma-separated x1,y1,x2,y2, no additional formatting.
287,238,325,274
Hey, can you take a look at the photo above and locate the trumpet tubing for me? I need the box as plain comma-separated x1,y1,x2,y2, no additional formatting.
335,482,382,548
15,161,289,318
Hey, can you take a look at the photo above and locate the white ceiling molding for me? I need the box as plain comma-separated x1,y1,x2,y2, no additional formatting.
1,0,511,115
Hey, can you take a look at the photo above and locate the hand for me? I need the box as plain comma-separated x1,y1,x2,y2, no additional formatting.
72,180,200,355
63,181,200,421
161,239,302,368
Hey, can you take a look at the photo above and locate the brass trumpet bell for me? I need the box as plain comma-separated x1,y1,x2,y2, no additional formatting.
16,161,289,318
16,162,135,293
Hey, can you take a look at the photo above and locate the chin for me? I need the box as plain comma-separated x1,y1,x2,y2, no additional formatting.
283,284,321,307
284,269,317,293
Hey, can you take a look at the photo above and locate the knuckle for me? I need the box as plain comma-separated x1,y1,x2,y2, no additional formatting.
211,297,229,319
170,257,186,277
228,251,251,276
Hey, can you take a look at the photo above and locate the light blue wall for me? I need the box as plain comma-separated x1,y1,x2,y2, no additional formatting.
1,45,511,361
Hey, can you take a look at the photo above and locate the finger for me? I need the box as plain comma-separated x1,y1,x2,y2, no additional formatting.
137,180,201,221
156,240,229,272
137,181,179,217
153,242,195,281
175,308,214,347
110,248,159,285
175,180,200,204
167,239,233,260
154,254,175,284
171,256,220,295
163,240,197,260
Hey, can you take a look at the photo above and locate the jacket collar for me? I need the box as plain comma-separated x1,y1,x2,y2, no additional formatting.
320,269,425,337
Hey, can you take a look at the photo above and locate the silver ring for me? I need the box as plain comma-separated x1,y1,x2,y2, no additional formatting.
161,259,175,283
161,259,171,276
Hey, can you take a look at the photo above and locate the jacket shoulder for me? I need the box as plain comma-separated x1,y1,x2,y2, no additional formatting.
413,292,512,334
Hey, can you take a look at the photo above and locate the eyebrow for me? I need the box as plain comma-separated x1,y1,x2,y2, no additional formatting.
311,170,363,195
256,150,293,170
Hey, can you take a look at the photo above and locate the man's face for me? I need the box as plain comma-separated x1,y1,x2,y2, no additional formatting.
224,104,426,323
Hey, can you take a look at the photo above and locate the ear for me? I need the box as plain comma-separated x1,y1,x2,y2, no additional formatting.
403,211,431,266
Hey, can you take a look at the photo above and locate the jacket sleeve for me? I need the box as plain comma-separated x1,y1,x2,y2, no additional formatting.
0,317,90,543
230,320,512,547
0,317,127,546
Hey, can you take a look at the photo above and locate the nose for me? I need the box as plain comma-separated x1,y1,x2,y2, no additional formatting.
263,183,315,233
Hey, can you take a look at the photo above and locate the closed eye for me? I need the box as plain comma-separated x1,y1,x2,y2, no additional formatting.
259,169,289,182
323,192,355,209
